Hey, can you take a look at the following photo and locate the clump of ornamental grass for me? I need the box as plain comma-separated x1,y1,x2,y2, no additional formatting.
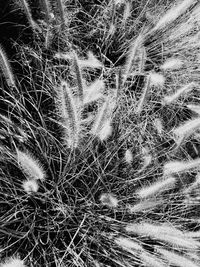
2,0,200,267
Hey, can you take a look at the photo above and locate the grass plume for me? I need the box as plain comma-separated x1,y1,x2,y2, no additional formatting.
0,45,16,87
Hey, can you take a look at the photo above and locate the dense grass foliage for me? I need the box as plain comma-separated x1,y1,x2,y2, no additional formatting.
1,0,200,266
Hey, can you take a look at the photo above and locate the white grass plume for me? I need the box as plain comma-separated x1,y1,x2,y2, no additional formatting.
154,118,163,134
157,248,199,267
1,257,26,267
136,176,176,199
40,0,51,23
91,98,112,138
125,149,133,164
0,45,16,87
173,117,200,144
126,223,199,249
128,200,163,213
79,51,103,69
135,75,151,114
152,0,196,32
98,120,112,141
123,33,143,85
183,173,200,194
140,146,152,171
57,0,66,29
163,83,196,105
115,236,142,251
73,52,84,104
149,72,165,87
22,179,39,194
140,251,166,267
163,158,200,176
161,58,183,70
18,0,38,31
16,149,45,181
58,81,80,148
187,104,200,115
100,193,118,208
122,2,131,24
83,79,105,105
55,51,102,69
139,46,147,73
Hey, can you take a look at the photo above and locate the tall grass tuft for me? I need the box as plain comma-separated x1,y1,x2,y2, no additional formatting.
2,0,200,266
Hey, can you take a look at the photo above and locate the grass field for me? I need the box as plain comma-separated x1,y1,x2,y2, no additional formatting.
1,0,200,266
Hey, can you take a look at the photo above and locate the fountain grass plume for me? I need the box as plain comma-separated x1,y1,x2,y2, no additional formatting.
18,0,38,31
40,0,51,23
136,176,176,199
123,33,143,85
126,223,200,249
151,0,196,33
161,58,183,70
173,117,200,144
163,82,196,105
135,75,151,114
1,257,26,267
90,98,113,138
157,248,199,267
164,158,200,175
16,148,45,181
57,0,66,29
73,52,84,104
0,45,16,88
58,81,80,148
83,79,105,105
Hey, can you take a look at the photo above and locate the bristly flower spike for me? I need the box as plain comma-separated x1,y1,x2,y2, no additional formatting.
16,149,45,181
0,45,16,88
58,81,80,149
1,256,26,267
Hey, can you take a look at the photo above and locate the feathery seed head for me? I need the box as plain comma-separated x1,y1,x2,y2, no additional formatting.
83,79,105,105
128,200,163,213
1,257,25,267
136,176,176,198
0,45,16,87
161,58,183,70
22,179,39,193
152,0,196,32
154,118,163,134
149,72,165,87
173,117,200,144
98,120,113,141
58,81,80,148
157,248,199,267
125,149,133,164
163,158,200,176
16,149,45,181
187,104,200,115
100,193,118,208
163,83,196,105
114,236,142,251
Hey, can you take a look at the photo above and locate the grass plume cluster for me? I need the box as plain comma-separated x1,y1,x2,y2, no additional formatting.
1,0,200,266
